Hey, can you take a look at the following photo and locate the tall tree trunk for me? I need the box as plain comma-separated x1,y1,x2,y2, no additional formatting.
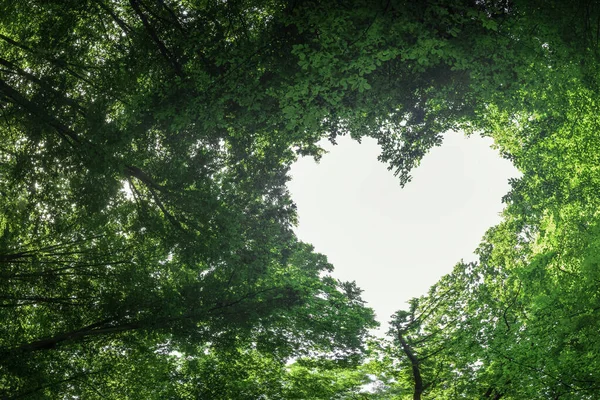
398,331,424,400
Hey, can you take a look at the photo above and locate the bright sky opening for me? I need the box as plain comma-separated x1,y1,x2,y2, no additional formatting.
287,132,520,335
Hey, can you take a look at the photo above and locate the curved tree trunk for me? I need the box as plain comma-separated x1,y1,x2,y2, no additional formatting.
398,331,424,400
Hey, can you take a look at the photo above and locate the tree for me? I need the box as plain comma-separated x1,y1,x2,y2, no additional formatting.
0,0,383,396
3,0,600,398
368,1,600,398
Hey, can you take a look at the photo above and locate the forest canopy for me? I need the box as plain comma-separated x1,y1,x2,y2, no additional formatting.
1,0,600,398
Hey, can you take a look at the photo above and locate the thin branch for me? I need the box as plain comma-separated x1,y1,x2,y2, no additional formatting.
0,78,80,146
125,165,183,230
0,33,95,86
148,184,184,231
125,165,167,192
139,0,184,33
92,0,133,35
8,371,94,400
0,56,87,115
157,0,186,32
129,0,184,78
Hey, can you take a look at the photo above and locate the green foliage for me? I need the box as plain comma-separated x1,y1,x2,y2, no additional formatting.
0,0,382,397
374,0,600,396
2,0,600,398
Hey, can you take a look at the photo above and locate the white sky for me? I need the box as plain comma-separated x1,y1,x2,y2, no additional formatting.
287,132,520,335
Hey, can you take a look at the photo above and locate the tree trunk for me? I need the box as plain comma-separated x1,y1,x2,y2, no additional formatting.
398,331,424,400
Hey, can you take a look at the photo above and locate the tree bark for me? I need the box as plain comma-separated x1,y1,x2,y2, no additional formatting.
398,331,424,400
6,319,138,353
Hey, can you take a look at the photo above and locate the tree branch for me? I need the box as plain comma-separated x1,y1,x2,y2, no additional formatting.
129,0,184,78
0,78,80,146
398,330,424,400
0,56,86,115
